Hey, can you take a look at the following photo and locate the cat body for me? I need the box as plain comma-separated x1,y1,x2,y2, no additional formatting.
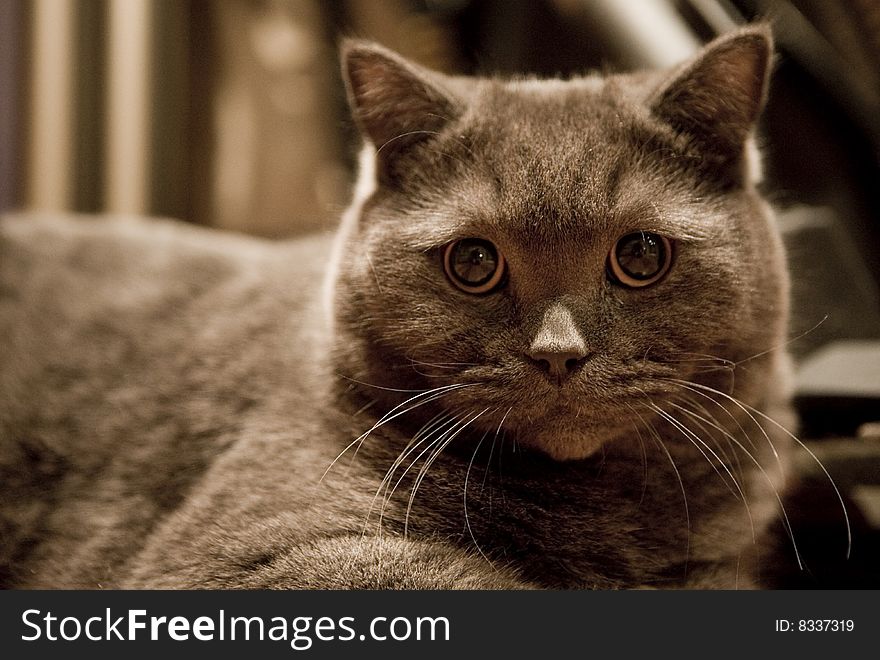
1,27,794,588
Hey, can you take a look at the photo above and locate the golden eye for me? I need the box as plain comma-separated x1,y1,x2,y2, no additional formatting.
608,232,673,288
442,238,506,294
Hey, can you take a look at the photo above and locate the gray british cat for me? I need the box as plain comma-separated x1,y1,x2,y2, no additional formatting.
1,26,800,589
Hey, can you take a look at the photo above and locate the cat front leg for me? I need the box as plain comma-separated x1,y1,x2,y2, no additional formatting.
121,535,530,590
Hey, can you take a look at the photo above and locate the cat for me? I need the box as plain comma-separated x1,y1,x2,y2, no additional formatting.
1,25,799,589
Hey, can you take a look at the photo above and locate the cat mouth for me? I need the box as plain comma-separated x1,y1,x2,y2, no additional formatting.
425,368,660,460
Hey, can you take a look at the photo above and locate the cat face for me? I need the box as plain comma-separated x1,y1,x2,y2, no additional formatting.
334,28,788,460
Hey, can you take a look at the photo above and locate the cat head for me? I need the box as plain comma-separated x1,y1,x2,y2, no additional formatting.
330,26,789,461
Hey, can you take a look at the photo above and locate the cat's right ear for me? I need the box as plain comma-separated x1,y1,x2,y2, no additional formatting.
648,26,772,185
340,40,460,186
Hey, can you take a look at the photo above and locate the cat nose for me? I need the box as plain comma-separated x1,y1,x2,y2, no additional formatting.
527,347,588,381
526,302,588,384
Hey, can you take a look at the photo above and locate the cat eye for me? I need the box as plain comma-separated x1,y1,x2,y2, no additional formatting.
608,231,673,288
442,238,506,294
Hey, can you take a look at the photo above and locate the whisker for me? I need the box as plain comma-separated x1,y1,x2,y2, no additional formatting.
384,414,471,539
320,382,477,484
719,391,852,560
669,397,803,569
401,357,478,379
404,407,490,537
464,413,498,569
668,379,773,463
337,373,438,393
387,415,464,500
405,412,481,535
374,414,461,533
735,551,742,591
627,403,690,571
353,398,379,417
647,401,747,505
481,406,513,495
647,399,759,549
669,395,741,469
365,253,384,294
367,412,456,537
733,314,828,367
405,357,479,370
375,130,442,157
629,419,651,507
663,380,810,568
671,394,751,508
657,352,736,367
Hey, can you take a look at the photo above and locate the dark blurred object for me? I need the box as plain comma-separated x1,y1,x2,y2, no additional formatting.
778,206,880,359
737,0,880,283
795,340,880,437
762,436,880,588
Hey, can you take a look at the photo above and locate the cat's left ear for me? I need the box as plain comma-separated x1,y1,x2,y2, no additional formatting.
341,40,461,186
649,26,772,182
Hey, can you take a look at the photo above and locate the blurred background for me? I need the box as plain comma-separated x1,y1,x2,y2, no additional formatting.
1,0,878,587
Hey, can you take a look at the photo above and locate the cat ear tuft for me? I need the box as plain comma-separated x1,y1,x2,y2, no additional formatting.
340,40,459,184
649,26,772,180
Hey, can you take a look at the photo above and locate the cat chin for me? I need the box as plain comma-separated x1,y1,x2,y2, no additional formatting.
516,422,622,462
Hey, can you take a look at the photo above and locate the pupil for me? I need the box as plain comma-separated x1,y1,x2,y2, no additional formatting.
618,233,663,279
454,240,497,285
